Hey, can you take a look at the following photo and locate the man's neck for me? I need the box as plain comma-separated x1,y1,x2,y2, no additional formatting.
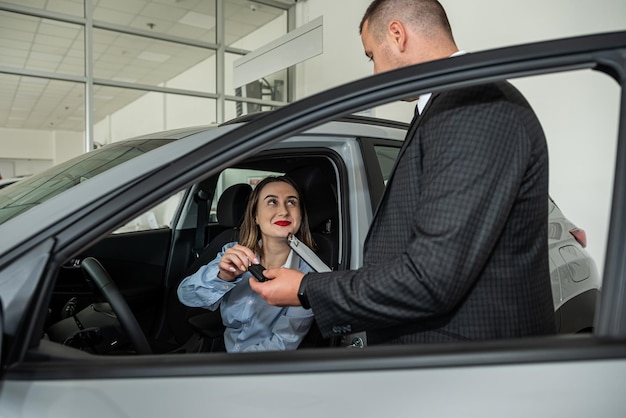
416,51,467,115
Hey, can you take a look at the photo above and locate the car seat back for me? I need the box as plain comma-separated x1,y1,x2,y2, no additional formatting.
286,165,339,271
186,183,252,275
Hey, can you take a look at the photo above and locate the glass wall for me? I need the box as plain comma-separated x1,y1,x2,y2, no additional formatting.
0,0,294,176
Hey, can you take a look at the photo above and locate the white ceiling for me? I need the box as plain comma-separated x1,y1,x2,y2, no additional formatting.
0,0,294,131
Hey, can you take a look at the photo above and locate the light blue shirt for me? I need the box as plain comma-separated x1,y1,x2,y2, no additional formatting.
177,242,314,353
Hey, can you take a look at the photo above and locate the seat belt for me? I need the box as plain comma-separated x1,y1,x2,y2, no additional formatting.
287,233,331,272
192,189,211,258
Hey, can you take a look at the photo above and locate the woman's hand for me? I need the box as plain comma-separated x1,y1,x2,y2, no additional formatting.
217,244,259,281
249,268,304,306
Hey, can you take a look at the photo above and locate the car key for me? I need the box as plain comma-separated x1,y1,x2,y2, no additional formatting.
248,263,268,282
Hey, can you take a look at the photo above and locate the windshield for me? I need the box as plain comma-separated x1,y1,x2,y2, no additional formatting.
0,139,172,225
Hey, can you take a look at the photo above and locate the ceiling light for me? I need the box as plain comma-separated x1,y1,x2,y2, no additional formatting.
179,11,216,29
137,51,170,63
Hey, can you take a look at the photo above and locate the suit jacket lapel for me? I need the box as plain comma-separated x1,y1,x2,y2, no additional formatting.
369,93,440,224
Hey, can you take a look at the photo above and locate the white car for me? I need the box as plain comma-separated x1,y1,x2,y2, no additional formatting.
0,31,625,417
0,177,23,190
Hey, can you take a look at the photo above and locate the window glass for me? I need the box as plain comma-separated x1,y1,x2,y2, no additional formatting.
114,191,185,233
0,139,172,225
92,86,217,144
1,0,295,184
0,0,83,16
229,68,287,101
0,11,84,76
0,73,85,132
225,2,286,49
373,145,400,186
514,69,619,282
93,28,216,93
209,167,282,222
93,1,217,44
225,60,288,119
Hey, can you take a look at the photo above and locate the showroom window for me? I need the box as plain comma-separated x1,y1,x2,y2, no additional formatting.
0,0,294,177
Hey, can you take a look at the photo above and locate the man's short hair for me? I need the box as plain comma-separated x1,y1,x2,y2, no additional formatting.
359,0,454,43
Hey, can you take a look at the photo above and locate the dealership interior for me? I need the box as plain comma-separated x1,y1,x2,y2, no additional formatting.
1,0,625,274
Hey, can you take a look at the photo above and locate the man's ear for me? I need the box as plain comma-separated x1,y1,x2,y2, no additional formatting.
388,20,408,52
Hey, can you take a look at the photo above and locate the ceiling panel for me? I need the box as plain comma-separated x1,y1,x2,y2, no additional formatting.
0,0,289,132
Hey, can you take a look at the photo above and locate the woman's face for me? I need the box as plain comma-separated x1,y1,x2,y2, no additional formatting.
255,181,302,241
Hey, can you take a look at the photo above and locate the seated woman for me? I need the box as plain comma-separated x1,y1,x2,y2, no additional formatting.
177,176,316,353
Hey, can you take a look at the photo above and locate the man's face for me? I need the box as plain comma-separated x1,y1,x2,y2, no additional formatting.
361,20,403,75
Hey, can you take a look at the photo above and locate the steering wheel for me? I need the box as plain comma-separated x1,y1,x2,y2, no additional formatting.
81,257,152,354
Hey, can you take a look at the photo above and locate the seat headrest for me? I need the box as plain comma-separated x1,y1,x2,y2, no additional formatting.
217,183,252,228
286,166,337,230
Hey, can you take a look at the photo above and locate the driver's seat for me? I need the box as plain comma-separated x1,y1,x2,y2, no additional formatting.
188,183,252,274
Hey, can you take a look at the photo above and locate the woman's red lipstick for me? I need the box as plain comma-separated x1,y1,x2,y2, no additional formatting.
275,220,291,226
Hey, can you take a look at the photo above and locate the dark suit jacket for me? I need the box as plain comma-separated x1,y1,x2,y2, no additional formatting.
307,81,556,344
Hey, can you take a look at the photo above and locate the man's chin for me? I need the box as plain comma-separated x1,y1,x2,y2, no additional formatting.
402,96,419,102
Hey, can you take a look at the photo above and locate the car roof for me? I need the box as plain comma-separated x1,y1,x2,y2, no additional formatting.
121,113,409,142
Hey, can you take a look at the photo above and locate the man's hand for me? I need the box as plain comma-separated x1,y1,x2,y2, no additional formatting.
249,268,304,306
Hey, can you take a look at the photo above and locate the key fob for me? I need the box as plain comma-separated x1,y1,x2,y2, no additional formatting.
248,264,268,282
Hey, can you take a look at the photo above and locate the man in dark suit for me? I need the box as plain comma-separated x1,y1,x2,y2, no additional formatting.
250,0,556,344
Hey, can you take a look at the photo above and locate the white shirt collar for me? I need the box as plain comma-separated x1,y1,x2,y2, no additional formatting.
416,50,467,115
258,241,299,269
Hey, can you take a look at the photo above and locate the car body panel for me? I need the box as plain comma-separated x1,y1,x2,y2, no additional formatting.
3,338,626,417
4,360,625,417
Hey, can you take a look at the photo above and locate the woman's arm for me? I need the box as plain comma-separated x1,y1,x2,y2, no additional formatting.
177,242,242,309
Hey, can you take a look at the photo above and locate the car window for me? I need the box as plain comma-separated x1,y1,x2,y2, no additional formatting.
0,139,173,226
113,191,186,233
373,145,400,186
209,168,281,222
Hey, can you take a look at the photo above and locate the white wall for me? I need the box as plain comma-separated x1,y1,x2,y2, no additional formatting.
0,128,53,160
0,128,54,176
0,128,82,175
294,0,626,275
53,130,83,163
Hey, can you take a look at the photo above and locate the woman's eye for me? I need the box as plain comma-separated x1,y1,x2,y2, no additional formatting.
267,199,277,206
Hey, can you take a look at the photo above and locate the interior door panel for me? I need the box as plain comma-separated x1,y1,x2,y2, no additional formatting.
51,229,173,332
